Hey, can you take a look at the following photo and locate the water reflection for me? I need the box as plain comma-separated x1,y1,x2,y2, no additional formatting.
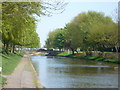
31,56,118,88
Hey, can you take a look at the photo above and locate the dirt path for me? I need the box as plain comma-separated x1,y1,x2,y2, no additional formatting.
3,55,41,88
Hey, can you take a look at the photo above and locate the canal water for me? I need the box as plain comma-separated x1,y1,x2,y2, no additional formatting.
31,56,118,88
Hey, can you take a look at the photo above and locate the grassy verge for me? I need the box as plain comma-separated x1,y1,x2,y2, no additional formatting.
2,52,24,75
77,56,119,63
57,51,120,64
57,51,71,56
0,76,7,88
1,51,24,87
58,51,84,56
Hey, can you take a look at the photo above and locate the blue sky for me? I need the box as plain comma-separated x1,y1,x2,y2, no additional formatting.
36,2,118,47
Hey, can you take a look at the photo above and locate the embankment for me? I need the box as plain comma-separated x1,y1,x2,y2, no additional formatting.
28,55,44,88
56,51,120,64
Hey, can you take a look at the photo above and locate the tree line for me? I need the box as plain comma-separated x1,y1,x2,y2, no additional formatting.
45,11,119,55
1,2,42,53
1,1,67,54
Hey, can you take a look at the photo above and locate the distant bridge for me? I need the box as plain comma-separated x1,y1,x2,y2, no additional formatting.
36,50,61,56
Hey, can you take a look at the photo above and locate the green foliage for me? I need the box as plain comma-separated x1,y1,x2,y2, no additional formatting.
87,23,118,52
65,23,83,51
96,58,104,61
2,2,41,53
45,28,65,49
0,76,7,87
2,52,23,75
104,58,119,63
45,11,119,55
57,51,71,56
53,29,65,49
57,51,119,63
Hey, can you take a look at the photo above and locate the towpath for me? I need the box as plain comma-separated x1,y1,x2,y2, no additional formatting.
3,55,42,88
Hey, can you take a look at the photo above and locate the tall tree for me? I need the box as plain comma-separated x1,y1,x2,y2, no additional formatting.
65,11,115,54
2,2,42,53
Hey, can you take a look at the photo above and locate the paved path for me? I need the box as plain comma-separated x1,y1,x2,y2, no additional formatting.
3,55,41,88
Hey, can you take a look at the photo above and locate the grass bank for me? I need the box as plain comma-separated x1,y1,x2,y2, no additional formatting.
28,57,41,88
0,76,7,88
57,51,120,64
1,51,24,87
2,52,24,74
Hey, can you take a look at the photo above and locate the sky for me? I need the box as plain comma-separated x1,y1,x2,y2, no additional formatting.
36,1,118,48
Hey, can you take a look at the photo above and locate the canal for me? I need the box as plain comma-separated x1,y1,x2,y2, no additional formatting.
31,56,118,88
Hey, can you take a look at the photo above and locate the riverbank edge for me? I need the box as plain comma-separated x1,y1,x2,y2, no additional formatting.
54,54,120,64
28,55,44,88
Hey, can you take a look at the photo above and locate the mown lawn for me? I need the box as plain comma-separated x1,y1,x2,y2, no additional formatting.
57,51,71,56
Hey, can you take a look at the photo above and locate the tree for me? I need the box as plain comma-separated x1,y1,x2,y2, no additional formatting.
1,1,68,53
64,23,83,54
65,11,115,54
87,23,118,52
45,11,118,55
2,2,42,53
45,28,65,50
53,28,65,50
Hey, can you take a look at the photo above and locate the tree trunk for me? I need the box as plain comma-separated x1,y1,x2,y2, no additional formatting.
12,44,15,53
10,44,13,53
71,48,75,55
115,46,118,53
3,42,5,49
5,43,9,54
86,49,89,56
72,50,74,55
115,46,119,58
2,40,6,53
59,48,61,51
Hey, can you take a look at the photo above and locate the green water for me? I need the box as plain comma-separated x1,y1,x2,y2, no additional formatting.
31,56,118,88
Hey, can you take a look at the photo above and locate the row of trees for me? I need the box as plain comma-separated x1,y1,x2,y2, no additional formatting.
1,2,41,53
45,11,119,55
1,1,67,53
